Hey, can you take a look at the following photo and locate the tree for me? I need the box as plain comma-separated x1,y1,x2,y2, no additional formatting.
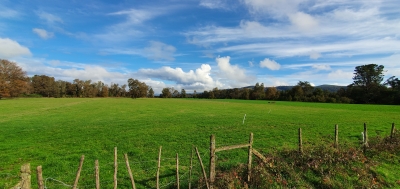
148,88,154,98
384,76,400,90
297,81,313,96
349,64,385,103
31,75,56,97
241,88,250,100
181,89,186,98
0,59,28,98
101,85,109,97
172,89,180,98
161,87,171,98
265,87,279,100
127,78,149,98
251,82,265,100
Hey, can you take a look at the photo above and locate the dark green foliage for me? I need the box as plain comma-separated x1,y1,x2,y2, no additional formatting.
348,64,385,104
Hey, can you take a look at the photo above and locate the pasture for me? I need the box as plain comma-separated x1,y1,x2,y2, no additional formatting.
1,98,399,188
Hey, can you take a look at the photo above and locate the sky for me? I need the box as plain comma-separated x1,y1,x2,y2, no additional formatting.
1,0,400,94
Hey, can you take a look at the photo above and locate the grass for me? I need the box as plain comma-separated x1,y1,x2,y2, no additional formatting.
0,98,399,188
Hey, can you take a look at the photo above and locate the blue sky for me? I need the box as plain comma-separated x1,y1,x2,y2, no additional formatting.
1,0,400,94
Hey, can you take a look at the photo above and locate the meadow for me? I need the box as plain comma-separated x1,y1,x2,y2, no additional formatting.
1,98,399,188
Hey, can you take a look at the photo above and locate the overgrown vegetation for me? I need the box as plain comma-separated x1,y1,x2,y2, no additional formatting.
214,133,400,189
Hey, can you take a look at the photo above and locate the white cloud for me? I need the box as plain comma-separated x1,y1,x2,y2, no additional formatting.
241,0,301,17
218,38,400,58
32,28,54,39
137,64,224,92
312,64,331,70
95,7,171,44
109,8,160,25
143,41,176,61
0,38,32,59
216,56,254,85
15,57,129,85
37,11,63,24
138,64,214,85
288,12,318,31
310,50,321,59
0,6,19,18
200,0,229,10
259,58,281,70
327,69,353,81
248,60,254,67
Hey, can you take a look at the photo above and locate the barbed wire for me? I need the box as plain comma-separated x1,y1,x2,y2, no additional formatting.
44,177,74,189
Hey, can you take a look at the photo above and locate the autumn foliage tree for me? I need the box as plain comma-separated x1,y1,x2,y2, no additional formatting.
127,78,149,98
0,59,28,98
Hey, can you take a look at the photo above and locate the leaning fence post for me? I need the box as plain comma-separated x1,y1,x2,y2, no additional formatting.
247,133,253,183
210,135,216,189
298,128,303,154
124,154,136,189
37,165,44,189
195,147,210,189
334,124,339,149
73,155,84,189
391,123,396,139
156,146,162,189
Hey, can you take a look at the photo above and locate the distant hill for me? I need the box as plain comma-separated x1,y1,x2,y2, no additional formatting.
243,85,346,92
316,85,347,92
275,85,346,92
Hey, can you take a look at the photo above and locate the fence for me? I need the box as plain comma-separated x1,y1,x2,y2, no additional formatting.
9,123,396,189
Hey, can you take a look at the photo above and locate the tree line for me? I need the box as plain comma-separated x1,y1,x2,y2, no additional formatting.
160,64,399,105
1,59,399,104
0,59,153,99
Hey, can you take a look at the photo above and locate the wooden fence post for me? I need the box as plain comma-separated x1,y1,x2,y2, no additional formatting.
124,154,136,189
298,128,303,154
95,160,100,189
176,153,180,189
391,123,396,139
11,163,31,189
189,146,193,189
114,147,118,189
19,163,31,189
210,135,216,189
156,146,162,189
363,123,368,154
247,133,253,183
36,165,44,189
334,124,339,149
37,165,44,189
73,155,84,189
195,147,210,189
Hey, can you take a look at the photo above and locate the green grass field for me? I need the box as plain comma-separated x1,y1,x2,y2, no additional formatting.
1,98,399,188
